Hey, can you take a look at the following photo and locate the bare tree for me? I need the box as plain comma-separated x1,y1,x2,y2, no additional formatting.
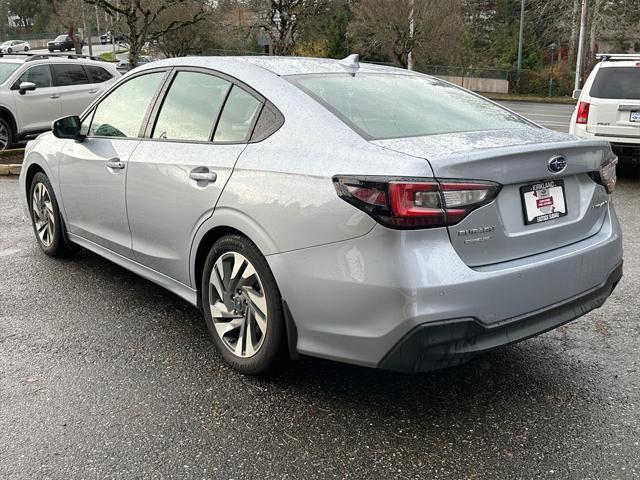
84,0,209,68
52,0,84,54
349,0,466,68
252,0,328,56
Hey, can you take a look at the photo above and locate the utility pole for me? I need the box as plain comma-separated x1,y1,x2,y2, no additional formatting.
407,0,415,70
574,0,588,94
516,0,525,91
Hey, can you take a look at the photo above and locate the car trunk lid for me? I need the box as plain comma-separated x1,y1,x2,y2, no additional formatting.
373,128,612,266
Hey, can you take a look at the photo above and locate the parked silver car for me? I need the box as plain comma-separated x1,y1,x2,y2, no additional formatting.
20,55,623,375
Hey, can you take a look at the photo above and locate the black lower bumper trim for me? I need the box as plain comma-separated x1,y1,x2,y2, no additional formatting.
379,262,623,374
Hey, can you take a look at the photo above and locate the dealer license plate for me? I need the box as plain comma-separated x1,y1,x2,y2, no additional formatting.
520,180,568,225
630,111,640,122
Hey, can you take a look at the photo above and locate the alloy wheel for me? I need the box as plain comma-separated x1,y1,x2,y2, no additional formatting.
31,182,55,247
209,252,268,358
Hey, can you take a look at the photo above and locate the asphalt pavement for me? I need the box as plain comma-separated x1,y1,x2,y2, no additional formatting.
1,173,639,479
497,101,576,133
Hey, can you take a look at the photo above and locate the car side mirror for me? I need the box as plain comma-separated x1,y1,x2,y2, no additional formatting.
572,89,582,100
19,81,37,95
52,116,84,140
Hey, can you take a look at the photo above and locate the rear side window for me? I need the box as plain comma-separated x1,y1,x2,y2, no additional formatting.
16,65,52,88
53,64,89,86
85,65,113,83
289,73,530,140
152,71,231,142
88,72,165,138
213,86,262,142
590,67,640,100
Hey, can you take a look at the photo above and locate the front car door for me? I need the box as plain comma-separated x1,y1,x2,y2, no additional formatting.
52,63,101,117
126,69,263,285
11,64,61,134
57,70,168,257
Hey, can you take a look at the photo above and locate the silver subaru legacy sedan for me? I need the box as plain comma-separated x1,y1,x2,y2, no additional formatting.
20,55,623,375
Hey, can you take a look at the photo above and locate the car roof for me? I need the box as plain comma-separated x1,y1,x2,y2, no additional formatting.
0,55,113,66
136,55,418,77
599,60,640,68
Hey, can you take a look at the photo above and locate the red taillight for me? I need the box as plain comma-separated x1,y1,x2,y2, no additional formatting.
333,176,501,229
590,155,618,194
576,101,590,124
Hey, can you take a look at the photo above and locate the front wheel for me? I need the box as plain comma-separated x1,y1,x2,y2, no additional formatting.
0,117,13,151
29,172,77,257
201,234,286,375
24,46,29,52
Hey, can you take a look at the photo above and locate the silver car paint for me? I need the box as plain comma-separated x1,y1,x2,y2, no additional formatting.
19,56,623,369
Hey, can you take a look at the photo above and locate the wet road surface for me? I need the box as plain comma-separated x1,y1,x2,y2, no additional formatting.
1,175,639,479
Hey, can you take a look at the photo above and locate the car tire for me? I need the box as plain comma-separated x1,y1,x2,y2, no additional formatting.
29,172,78,257
48,49,54,53
24,46,29,52
0,117,13,151
201,234,286,375
7,48,11,53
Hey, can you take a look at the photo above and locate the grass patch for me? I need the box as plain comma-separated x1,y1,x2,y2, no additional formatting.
480,92,577,105
99,50,128,62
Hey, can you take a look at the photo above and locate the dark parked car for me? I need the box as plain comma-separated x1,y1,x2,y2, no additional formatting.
47,35,84,52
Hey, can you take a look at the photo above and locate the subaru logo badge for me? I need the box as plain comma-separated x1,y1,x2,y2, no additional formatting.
548,155,567,174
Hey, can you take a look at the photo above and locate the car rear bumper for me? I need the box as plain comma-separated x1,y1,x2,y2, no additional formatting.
268,203,623,371
571,124,640,146
380,262,622,373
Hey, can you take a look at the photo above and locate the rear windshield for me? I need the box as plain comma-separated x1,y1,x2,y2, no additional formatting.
288,73,531,140
591,67,640,100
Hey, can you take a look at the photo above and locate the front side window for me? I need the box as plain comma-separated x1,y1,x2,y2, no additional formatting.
53,64,89,86
289,73,531,140
55,35,67,42
89,72,165,138
213,86,262,142
590,67,640,100
16,65,52,89
0,63,21,85
152,71,231,142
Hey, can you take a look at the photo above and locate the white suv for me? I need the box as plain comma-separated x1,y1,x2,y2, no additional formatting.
570,54,640,166
0,53,120,149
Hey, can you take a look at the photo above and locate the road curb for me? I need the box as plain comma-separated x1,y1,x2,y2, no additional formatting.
0,164,22,175
0,148,24,176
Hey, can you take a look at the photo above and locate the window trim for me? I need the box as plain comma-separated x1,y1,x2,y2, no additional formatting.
141,66,281,146
82,67,172,140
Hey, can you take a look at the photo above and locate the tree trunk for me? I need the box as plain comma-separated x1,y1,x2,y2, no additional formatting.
568,0,580,65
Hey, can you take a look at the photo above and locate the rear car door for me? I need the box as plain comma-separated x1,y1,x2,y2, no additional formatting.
11,64,61,133
126,69,263,285
58,70,168,257
586,65,640,138
52,63,101,117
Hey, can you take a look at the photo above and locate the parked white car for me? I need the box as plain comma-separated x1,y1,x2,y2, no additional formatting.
0,54,120,149
0,40,30,53
570,54,640,162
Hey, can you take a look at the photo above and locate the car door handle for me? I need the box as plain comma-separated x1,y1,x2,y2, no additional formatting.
189,171,217,182
50,94,60,99
106,159,125,170
88,89,98,94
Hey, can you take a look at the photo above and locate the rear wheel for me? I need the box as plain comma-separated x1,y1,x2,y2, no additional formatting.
24,46,29,52
29,172,77,257
201,234,286,375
